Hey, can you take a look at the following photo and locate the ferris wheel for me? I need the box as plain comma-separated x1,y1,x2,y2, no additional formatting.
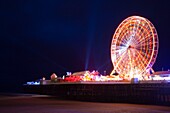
110,16,159,79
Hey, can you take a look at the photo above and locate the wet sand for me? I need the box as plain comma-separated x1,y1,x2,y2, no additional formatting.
0,94,170,113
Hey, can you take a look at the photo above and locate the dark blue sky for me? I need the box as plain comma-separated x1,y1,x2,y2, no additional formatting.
0,0,170,92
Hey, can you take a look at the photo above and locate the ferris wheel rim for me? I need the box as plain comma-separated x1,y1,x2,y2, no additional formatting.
111,16,159,76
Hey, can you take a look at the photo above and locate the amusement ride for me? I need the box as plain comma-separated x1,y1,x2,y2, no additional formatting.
110,16,159,80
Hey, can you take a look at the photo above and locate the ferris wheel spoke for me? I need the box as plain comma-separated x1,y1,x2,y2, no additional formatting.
119,26,135,45
139,37,152,45
114,50,128,70
134,49,150,67
132,24,142,44
133,49,145,63
114,45,127,54
115,50,127,61
137,21,149,36
117,52,130,72
136,34,153,45
130,49,138,65
135,44,154,51
127,49,133,74
141,51,152,61
136,40,153,49
117,39,128,46
132,20,140,36
138,42,153,46
135,48,151,60
117,34,128,44
134,54,147,71
137,36,151,45
129,49,140,70
134,45,153,68
122,33,129,42
130,36,138,47
125,27,140,47
134,42,154,51
135,49,154,58
136,27,151,40
118,32,131,45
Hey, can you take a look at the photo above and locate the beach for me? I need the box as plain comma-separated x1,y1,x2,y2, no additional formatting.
0,94,170,113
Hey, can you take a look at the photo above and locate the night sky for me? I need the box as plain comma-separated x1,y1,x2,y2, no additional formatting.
1,0,170,92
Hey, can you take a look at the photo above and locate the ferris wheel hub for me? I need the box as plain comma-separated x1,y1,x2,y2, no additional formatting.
128,45,134,49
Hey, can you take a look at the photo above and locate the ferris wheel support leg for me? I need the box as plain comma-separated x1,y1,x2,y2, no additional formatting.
151,68,155,73
110,70,115,75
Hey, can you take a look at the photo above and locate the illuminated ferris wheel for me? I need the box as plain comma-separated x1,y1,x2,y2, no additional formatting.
110,16,159,79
